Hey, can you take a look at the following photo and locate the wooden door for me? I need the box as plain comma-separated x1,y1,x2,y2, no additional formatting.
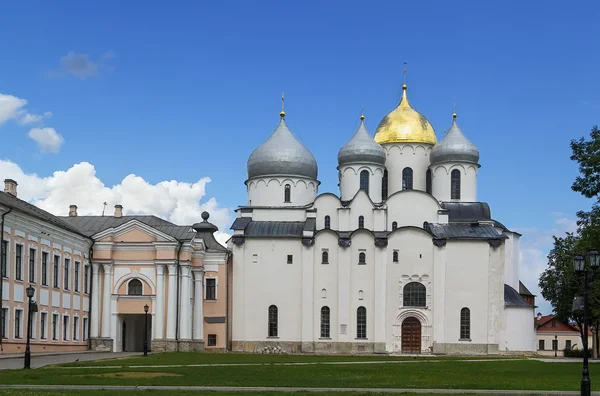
401,317,421,354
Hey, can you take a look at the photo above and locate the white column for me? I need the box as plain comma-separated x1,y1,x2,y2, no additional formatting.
179,265,192,339
192,269,204,340
373,246,387,352
90,263,100,338
101,263,112,338
301,244,314,351
154,264,166,339
166,264,178,339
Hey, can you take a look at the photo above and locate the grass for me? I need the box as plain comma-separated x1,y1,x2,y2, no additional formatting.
0,392,558,396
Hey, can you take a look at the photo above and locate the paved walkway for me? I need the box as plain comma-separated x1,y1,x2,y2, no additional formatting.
0,351,139,370
0,385,596,395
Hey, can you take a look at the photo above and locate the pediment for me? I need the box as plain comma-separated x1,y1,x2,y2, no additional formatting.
92,219,177,242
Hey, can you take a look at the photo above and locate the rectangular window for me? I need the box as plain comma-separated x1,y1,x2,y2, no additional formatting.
539,339,545,350
15,309,22,338
53,255,60,288
206,278,216,300
64,258,70,290
552,339,558,351
29,248,36,283
252,254,258,264
73,317,79,341
566,340,572,350
1,308,7,338
207,334,217,346
40,312,47,339
63,315,69,341
83,318,88,341
41,252,48,286
52,314,58,340
15,244,23,280
287,255,293,264
1,240,7,278
356,307,367,339
74,262,80,292
84,265,89,294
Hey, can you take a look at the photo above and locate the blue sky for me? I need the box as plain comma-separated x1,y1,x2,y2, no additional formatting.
1,1,599,312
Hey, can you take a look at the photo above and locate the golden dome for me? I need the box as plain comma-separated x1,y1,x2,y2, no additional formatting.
374,85,437,145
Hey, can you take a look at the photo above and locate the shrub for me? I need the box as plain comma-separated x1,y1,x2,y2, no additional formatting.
563,347,592,358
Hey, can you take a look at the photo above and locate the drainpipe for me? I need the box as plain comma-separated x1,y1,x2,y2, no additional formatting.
174,241,183,346
0,208,12,352
225,249,231,352
86,242,95,348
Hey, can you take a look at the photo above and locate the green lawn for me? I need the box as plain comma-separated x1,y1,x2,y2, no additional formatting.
0,392,555,396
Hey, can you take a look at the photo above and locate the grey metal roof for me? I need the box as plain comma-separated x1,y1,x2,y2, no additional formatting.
230,217,252,230
426,223,506,240
440,202,491,222
338,118,386,166
244,221,306,237
505,284,533,307
247,116,318,180
430,117,479,165
519,281,535,296
0,191,89,238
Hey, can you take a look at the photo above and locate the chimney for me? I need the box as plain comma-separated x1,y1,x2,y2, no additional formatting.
114,204,123,218
69,205,78,217
536,312,543,321
4,179,17,197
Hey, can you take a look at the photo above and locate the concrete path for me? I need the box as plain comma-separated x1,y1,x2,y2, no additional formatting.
0,385,596,395
0,351,140,370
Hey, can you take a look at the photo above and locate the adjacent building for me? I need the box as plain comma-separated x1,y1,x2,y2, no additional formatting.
535,313,591,356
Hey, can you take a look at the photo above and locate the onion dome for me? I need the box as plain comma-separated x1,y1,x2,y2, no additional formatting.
374,84,437,145
430,113,479,165
247,112,318,180
338,114,386,166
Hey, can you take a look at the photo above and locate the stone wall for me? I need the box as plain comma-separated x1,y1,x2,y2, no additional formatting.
232,340,385,354
432,342,499,355
90,337,113,352
151,339,204,353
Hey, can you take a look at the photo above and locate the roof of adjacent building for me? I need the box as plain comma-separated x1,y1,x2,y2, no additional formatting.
504,284,534,308
0,191,89,238
535,314,592,335
519,281,535,296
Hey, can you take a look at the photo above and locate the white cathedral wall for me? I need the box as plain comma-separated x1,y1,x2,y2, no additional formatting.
430,163,478,202
251,208,307,222
247,177,318,207
314,194,341,230
382,143,433,195
386,190,440,229
349,232,376,341
503,307,536,352
339,165,384,202
503,233,521,291
313,232,340,342
345,191,376,231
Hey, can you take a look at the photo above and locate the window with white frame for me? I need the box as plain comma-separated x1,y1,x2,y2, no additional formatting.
63,315,69,341
14,309,23,339
73,316,79,340
29,312,36,339
205,278,217,300
1,308,8,338
64,258,70,290
29,248,36,283
15,244,23,281
53,255,60,288
83,317,88,341
41,252,48,286
74,262,80,292
128,279,143,295
52,314,58,340
84,265,89,294
40,312,47,339
1,240,7,278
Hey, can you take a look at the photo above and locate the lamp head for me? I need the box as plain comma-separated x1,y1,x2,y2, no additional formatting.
144,304,149,313
574,254,586,273
26,285,35,298
588,250,600,269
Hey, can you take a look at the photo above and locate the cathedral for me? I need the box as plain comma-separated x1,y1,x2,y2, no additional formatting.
230,81,536,354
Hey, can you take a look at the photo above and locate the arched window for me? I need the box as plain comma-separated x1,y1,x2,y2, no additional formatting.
392,221,398,231
321,288,327,298
284,184,291,203
382,169,388,200
393,251,399,263
403,282,426,307
402,167,413,190
460,307,470,340
321,306,330,338
357,306,367,339
358,252,366,265
426,169,432,194
358,216,364,229
451,169,461,199
128,279,143,296
324,215,331,229
360,170,370,194
322,251,329,264
268,305,278,337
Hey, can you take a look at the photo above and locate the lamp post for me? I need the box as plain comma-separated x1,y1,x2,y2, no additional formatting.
555,334,558,358
574,250,600,396
143,304,149,357
24,285,36,369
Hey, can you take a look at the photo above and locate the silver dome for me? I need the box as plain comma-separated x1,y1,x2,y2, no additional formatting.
430,117,479,165
338,118,386,166
247,116,318,180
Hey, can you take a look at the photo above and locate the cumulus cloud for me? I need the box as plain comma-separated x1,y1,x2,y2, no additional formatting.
50,51,115,79
28,127,65,153
0,160,233,246
0,93,53,129
18,111,52,126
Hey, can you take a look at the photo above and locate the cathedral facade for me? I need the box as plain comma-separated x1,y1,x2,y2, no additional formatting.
230,83,536,354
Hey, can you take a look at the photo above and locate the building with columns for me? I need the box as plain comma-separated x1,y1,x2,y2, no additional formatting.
230,83,536,354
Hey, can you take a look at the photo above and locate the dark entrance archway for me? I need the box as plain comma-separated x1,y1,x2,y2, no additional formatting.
401,317,421,354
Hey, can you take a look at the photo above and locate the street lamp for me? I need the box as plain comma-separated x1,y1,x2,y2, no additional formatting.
143,304,149,357
574,250,600,396
555,334,558,357
24,285,36,369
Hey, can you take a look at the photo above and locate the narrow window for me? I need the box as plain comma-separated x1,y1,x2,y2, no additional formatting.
40,312,47,339
382,169,388,200
128,279,143,296
64,258,70,290
358,290,364,300
268,305,278,337
393,251,399,263
1,308,7,338
0,240,7,278
15,244,23,280
322,251,329,264
392,221,398,231
53,255,59,288
74,262,80,292
320,306,331,338
84,265,89,293
52,314,58,340
29,248,36,283
358,216,364,229
73,317,79,341
357,306,367,339
206,278,217,300
324,215,331,229
321,288,327,298
402,167,413,190
284,184,291,203
426,169,432,194
287,255,293,264
403,282,426,307
83,318,88,341
41,252,48,286
451,169,461,199
539,339,545,350
460,307,470,340
358,252,366,265
566,340,572,350
360,170,369,194
15,310,22,338
63,315,69,341
207,334,217,346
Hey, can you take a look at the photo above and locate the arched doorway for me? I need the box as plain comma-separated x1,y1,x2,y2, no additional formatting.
401,317,421,354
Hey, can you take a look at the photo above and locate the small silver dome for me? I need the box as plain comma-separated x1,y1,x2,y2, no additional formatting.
430,116,479,165
247,116,318,180
338,117,386,166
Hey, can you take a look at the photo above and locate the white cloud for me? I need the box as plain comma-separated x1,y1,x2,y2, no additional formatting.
0,160,233,246
0,94,27,125
50,51,115,79
18,111,52,126
28,127,64,153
